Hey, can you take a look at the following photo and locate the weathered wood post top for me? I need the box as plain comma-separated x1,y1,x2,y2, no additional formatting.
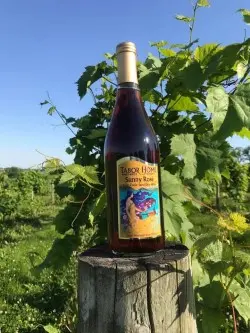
77,243,197,333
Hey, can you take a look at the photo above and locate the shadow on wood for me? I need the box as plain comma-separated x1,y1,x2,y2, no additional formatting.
77,243,197,333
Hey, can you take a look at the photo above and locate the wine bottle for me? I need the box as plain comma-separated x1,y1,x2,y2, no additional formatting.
104,41,165,254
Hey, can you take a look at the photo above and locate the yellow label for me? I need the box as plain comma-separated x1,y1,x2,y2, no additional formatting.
117,157,161,239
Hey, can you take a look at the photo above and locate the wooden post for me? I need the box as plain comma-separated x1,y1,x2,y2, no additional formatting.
77,244,197,333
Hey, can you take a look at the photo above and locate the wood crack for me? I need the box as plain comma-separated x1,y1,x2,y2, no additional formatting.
112,262,118,333
146,264,156,333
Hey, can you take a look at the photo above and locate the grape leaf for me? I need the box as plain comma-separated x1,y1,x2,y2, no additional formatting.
196,145,222,179
167,61,204,93
163,199,192,237
161,170,193,239
59,171,75,185
77,61,113,99
150,40,168,48
171,134,197,179
199,281,225,309
197,0,210,7
86,128,107,139
43,325,60,333
138,64,162,91
89,191,106,225
167,95,199,111
193,232,218,255
35,233,80,270
201,240,223,263
236,127,250,139
230,280,250,324
192,257,210,287
159,48,176,57
161,169,186,201
175,15,194,23
215,83,250,139
237,61,247,79
206,86,229,132
201,307,225,333
145,53,162,69
48,106,56,115
194,44,221,67
142,89,163,104
238,9,250,25
66,164,101,185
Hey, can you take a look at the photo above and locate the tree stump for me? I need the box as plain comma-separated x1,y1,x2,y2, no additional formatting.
77,244,197,333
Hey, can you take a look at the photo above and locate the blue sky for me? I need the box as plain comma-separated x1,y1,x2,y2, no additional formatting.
0,0,250,168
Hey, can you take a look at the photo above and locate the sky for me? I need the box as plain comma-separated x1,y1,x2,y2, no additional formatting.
0,0,250,168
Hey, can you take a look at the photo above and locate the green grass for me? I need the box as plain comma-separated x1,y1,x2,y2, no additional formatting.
0,222,76,333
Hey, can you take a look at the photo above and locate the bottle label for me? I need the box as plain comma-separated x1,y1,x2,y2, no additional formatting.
117,157,162,239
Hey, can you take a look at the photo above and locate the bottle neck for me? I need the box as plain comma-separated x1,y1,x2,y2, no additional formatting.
117,50,138,86
118,82,140,90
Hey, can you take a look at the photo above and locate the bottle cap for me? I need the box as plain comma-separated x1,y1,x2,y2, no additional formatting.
116,42,138,84
116,42,137,55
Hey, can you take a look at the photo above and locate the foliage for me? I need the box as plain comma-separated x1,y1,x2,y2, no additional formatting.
193,209,250,333
222,154,249,208
0,169,60,222
38,1,250,332
0,223,78,333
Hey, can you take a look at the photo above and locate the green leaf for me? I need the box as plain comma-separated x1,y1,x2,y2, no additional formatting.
215,83,250,139
196,144,222,179
161,170,193,239
235,249,250,267
77,61,113,99
150,40,168,48
206,86,229,132
238,8,250,25
221,168,230,179
89,191,106,225
193,232,218,254
197,0,210,7
145,53,162,69
167,61,204,93
236,127,250,139
86,128,107,139
192,257,210,287
48,106,56,115
204,261,232,281
205,43,244,82
159,48,176,57
142,90,162,105
237,61,247,79
59,171,75,185
43,325,60,333
66,164,101,185
194,43,221,67
201,240,223,263
175,15,194,23
161,170,186,202
199,281,225,309
171,134,197,179
180,61,204,90
36,233,80,270
230,280,250,324
167,95,199,111
201,307,225,333
83,166,101,185
163,198,192,238
138,63,162,91
40,100,49,106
